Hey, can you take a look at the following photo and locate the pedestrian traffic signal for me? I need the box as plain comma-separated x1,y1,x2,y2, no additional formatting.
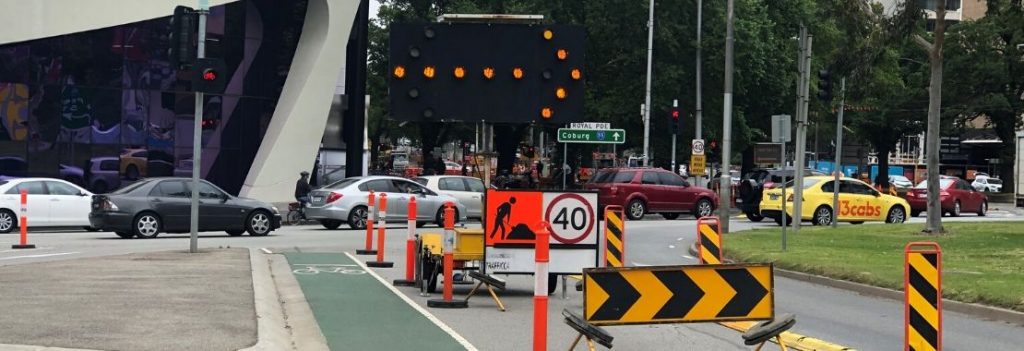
168,6,197,70
388,23,586,123
818,69,833,102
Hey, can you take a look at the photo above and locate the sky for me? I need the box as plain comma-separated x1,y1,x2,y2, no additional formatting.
369,0,381,19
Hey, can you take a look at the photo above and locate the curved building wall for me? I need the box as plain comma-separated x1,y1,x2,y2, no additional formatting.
0,0,313,196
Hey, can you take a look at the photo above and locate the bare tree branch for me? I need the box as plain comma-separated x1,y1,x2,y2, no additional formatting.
913,34,934,52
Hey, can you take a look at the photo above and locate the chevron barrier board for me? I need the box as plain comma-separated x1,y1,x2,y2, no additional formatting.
604,206,625,267
583,264,774,325
697,217,722,264
905,242,942,351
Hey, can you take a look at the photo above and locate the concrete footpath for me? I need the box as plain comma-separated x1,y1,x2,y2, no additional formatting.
0,248,256,351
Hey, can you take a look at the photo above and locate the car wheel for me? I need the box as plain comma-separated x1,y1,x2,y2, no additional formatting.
911,210,922,218
226,229,245,236
951,200,961,217
661,213,681,220
0,209,15,234
115,231,135,239
133,212,161,239
348,206,368,230
246,210,272,236
745,212,765,222
812,206,833,226
886,206,907,223
694,198,714,219
320,219,342,230
977,201,987,217
435,207,459,227
125,165,140,180
626,199,646,220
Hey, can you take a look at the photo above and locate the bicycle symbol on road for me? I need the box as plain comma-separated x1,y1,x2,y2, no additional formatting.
292,264,366,275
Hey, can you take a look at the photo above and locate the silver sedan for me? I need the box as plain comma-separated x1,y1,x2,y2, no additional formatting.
304,176,467,230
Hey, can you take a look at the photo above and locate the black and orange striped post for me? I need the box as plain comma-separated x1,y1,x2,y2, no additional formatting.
696,216,722,264
905,242,942,351
603,205,625,267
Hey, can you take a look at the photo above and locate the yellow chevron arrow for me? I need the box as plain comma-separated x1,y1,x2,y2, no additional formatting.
683,267,735,320
620,270,673,322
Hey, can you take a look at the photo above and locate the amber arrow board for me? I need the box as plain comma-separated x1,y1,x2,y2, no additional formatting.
583,264,774,325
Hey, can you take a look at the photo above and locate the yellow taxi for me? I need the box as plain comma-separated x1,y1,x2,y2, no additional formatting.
759,176,911,226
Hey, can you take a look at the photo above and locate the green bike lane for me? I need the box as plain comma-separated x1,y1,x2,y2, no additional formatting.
285,252,473,351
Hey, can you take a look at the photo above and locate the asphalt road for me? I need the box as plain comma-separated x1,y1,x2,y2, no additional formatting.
2,213,1022,350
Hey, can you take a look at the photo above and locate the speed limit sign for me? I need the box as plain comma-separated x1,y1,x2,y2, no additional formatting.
543,193,598,245
692,139,705,155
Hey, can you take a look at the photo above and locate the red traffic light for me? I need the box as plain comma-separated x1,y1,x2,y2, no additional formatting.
671,110,680,119
201,69,217,81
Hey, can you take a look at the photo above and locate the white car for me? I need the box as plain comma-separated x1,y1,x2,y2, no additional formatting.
0,178,95,233
413,175,485,219
889,175,914,189
972,176,1003,193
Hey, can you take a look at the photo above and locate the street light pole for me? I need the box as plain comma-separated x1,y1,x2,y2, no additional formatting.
718,0,735,234
189,0,209,254
832,78,846,228
642,0,655,167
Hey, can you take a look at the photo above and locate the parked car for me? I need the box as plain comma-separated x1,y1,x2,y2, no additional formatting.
584,167,718,220
971,176,1002,193
304,176,467,230
0,178,96,233
889,175,914,189
905,176,987,217
736,168,825,222
444,161,463,175
89,178,281,238
120,148,148,179
85,157,122,193
413,175,485,219
760,176,911,225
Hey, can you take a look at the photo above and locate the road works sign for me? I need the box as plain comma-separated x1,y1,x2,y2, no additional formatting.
484,189,599,274
583,264,774,325
557,128,626,144
690,155,706,176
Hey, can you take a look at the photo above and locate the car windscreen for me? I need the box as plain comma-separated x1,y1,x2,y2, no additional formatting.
589,170,614,183
111,180,153,194
326,178,359,189
915,179,954,189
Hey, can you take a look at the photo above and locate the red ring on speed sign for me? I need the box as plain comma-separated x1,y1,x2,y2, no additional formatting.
544,193,595,244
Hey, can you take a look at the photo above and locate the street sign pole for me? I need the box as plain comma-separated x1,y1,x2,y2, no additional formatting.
189,0,208,254
719,0,735,234
771,114,790,251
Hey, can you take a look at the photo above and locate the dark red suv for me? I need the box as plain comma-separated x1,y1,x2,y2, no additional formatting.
584,168,719,220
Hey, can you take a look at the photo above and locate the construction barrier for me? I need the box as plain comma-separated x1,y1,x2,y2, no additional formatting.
12,189,34,249
367,194,393,268
393,196,417,286
427,202,467,308
356,190,376,255
905,242,941,351
603,206,625,267
697,216,722,264
533,222,551,351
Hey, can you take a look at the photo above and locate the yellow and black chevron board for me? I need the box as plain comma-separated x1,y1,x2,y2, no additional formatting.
583,263,773,325
697,216,722,264
905,242,942,351
604,206,625,267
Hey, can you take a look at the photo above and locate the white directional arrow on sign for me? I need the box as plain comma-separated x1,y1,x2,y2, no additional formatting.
613,132,621,141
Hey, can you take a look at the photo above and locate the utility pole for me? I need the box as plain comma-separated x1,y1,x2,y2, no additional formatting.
189,0,209,254
793,27,812,232
695,0,704,186
832,78,846,228
718,0,735,234
642,0,655,167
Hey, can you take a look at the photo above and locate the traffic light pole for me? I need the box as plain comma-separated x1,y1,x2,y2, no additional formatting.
189,0,209,254
671,99,678,173
694,0,704,186
642,0,654,167
793,28,812,233
718,0,735,234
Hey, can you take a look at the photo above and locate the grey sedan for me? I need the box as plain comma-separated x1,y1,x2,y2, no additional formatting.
304,176,467,230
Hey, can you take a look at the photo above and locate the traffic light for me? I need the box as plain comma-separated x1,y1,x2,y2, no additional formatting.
670,107,681,135
168,6,197,70
817,69,833,102
193,58,227,94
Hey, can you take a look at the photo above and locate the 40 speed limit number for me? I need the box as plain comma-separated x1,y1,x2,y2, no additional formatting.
543,193,598,245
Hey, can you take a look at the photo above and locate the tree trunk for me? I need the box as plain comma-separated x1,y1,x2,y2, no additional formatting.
923,2,947,234
875,144,891,190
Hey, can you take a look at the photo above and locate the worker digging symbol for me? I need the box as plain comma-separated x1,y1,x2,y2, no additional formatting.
490,197,536,241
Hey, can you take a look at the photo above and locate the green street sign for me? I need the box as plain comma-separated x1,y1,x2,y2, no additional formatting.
557,128,626,144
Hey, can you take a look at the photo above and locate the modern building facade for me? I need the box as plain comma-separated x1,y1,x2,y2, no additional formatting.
0,0,360,204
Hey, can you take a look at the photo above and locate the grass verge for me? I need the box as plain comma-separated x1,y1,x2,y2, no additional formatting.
725,222,1024,311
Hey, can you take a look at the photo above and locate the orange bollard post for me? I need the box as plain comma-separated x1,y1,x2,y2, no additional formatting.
533,221,551,351
427,202,467,308
356,190,376,255
367,194,393,268
12,190,35,249
394,196,417,285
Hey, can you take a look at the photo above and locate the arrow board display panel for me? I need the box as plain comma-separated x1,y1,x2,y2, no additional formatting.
483,189,600,274
583,264,774,325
